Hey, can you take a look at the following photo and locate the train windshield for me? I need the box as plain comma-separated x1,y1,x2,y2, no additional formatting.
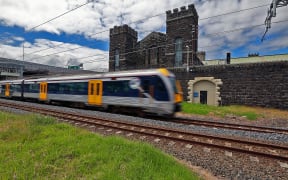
169,76,178,93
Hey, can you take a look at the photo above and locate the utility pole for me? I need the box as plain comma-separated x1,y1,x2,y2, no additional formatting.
22,43,24,78
22,43,24,61
262,0,288,41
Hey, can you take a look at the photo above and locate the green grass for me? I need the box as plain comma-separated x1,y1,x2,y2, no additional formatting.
182,102,260,120
0,111,199,180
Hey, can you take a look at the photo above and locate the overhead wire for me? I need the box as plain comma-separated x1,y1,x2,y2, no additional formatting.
17,2,272,63
17,3,269,54
25,18,288,64
27,1,91,32
11,0,92,59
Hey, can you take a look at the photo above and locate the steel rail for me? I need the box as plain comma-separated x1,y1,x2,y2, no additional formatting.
1,100,288,162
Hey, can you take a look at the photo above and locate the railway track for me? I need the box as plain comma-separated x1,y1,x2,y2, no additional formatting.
153,116,288,135
1,100,288,164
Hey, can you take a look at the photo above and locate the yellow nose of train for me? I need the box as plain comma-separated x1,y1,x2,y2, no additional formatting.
175,80,183,103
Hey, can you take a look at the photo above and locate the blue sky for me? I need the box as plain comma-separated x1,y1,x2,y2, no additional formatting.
0,24,109,50
0,0,287,71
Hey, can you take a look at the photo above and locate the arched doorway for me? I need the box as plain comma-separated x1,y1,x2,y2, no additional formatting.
188,77,222,106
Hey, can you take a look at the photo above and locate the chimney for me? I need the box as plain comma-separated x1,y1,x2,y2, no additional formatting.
226,52,231,64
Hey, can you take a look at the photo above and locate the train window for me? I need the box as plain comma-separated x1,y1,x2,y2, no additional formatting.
157,79,166,92
0,85,4,95
96,83,100,95
23,84,28,92
103,80,137,97
10,84,14,92
91,83,94,95
123,81,130,93
72,82,87,95
13,84,21,92
48,82,88,95
59,83,71,94
143,80,149,92
169,77,177,93
48,83,59,93
29,84,39,93
153,77,169,101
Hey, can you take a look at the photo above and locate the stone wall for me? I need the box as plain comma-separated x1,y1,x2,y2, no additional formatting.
172,61,288,109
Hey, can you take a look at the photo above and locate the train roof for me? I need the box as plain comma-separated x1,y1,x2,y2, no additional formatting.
23,68,174,82
0,79,24,84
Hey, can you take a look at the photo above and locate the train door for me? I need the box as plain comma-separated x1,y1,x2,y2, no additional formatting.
5,83,10,97
39,82,48,101
88,80,102,105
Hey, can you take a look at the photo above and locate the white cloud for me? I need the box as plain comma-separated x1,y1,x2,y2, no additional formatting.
0,38,109,71
0,0,287,66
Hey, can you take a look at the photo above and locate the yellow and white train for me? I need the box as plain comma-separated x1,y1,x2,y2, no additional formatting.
0,68,183,116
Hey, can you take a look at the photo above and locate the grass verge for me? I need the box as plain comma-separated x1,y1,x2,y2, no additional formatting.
0,111,199,179
181,102,264,120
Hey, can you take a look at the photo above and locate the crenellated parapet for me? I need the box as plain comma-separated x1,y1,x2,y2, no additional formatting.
166,4,198,21
109,24,138,38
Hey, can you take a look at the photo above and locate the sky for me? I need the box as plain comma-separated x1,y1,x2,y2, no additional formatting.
0,0,287,71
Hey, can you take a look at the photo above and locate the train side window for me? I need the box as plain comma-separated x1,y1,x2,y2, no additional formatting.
10,84,14,92
143,80,149,92
29,84,39,93
48,83,58,94
91,83,94,95
14,84,21,92
123,81,129,93
72,82,83,95
96,83,100,95
157,79,165,92
0,85,4,95
153,77,169,101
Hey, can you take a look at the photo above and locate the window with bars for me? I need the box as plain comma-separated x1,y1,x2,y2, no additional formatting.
115,49,119,70
175,38,183,67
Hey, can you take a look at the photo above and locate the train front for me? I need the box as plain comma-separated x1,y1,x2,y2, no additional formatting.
169,75,183,113
158,68,183,114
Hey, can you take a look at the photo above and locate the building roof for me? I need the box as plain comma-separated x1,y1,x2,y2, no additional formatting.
203,53,288,65
138,32,166,46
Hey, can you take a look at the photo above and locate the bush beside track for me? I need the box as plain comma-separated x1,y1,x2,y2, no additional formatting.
0,111,199,179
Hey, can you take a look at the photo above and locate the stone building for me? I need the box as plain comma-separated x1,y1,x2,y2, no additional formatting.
109,4,203,72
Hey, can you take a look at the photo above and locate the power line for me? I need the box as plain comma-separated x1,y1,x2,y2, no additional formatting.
25,46,84,61
11,1,92,60
27,18,288,64
27,1,91,32
15,3,270,61
199,3,269,20
1,1,91,45
262,0,288,41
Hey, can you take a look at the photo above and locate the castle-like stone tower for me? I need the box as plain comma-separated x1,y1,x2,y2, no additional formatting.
109,24,138,71
166,4,200,67
109,4,201,72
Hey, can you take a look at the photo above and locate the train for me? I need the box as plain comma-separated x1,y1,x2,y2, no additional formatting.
0,68,183,117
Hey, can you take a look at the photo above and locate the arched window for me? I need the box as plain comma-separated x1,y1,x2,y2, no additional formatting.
115,49,119,70
175,38,183,67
